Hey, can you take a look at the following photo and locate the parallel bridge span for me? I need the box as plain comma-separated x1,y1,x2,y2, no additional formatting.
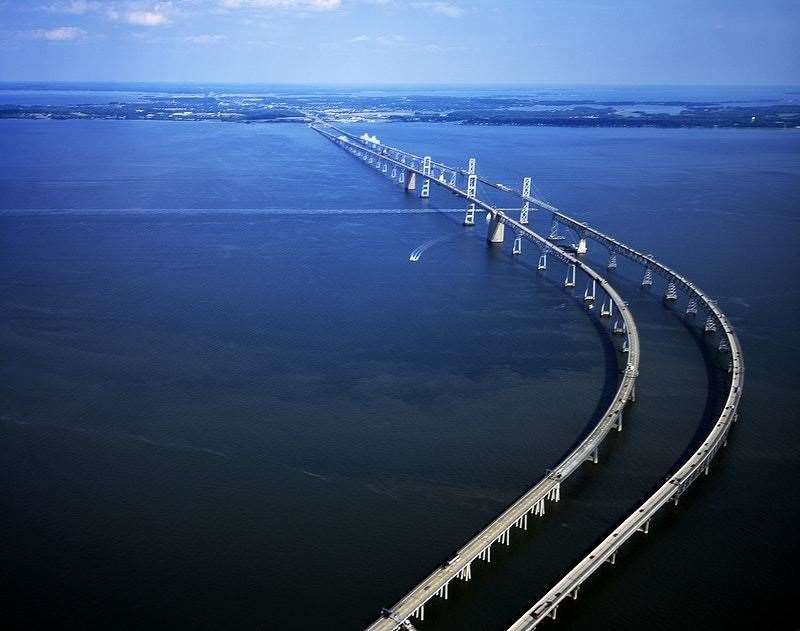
360,129,746,627
501,191,745,630
310,122,640,631
311,121,742,630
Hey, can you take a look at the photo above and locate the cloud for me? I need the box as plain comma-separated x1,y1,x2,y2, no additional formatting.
220,0,341,10
48,0,101,14
124,10,169,25
32,26,86,40
49,1,173,25
412,2,462,18
346,33,406,45
185,33,227,44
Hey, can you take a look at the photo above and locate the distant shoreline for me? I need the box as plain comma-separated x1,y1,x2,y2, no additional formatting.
2,85,798,129
1,113,797,129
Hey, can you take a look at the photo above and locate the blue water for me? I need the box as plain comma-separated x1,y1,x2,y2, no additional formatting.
1,108,799,630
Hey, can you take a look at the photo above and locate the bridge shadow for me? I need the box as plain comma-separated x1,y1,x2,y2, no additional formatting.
420,200,626,474
536,313,734,631
403,206,628,629
657,304,730,476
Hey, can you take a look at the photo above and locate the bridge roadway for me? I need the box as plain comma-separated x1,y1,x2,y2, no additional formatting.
311,123,640,630
507,322,742,628
314,122,745,628
503,228,744,628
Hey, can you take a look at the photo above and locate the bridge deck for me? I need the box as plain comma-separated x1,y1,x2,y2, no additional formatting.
366,135,746,627
348,129,745,629
345,122,745,630
505,240,743,629
311,123,641,631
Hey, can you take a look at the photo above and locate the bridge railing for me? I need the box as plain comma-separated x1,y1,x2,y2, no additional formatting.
311,122,645,631
507,326,741,628
500,192,744,629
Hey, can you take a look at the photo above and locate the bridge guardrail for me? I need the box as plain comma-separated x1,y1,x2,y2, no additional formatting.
311,123,645,631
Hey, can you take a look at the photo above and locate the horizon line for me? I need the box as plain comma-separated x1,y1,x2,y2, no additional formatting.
1,80,799,88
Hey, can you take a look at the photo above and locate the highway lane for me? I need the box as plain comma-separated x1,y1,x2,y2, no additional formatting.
311,123,641,631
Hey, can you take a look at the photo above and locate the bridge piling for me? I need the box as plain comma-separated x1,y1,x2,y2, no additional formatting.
520,177,532,224
487,212,506,244
420,156,432,198
564,264,576,287
549,219,563,241
464,158,478,225
584,279,597,303
537,250,547,270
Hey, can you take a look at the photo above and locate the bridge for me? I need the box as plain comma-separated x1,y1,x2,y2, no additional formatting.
309,120,743,630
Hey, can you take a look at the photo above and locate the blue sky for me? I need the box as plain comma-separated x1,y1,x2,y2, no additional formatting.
0,0,798,84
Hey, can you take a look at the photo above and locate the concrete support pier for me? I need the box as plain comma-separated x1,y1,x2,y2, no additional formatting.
487,212,505,244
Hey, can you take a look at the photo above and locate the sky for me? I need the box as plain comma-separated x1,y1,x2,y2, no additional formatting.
0,0,798,84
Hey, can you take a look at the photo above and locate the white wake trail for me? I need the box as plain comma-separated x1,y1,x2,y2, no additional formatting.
409,235,451,262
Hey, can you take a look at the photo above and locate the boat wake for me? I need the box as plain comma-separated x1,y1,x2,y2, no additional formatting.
409,235,451,262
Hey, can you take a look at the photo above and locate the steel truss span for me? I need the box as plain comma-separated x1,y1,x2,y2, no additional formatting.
309,121,741,631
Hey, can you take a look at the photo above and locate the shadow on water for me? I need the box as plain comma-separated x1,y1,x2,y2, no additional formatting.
426,200,626,489
402,205,735,630
400,210,627,629
507,298,735,631
666,309,730,473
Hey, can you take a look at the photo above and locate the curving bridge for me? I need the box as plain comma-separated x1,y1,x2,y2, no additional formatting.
503,209,744,629
309,120,742,631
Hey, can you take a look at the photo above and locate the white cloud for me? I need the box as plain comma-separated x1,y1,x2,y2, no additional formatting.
32,26,86,40
412,2,462,18
347,33,405,45
185,33,227,44
53,2,173,25
48,0,101,14
220,0,341,10
125,10,168,25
